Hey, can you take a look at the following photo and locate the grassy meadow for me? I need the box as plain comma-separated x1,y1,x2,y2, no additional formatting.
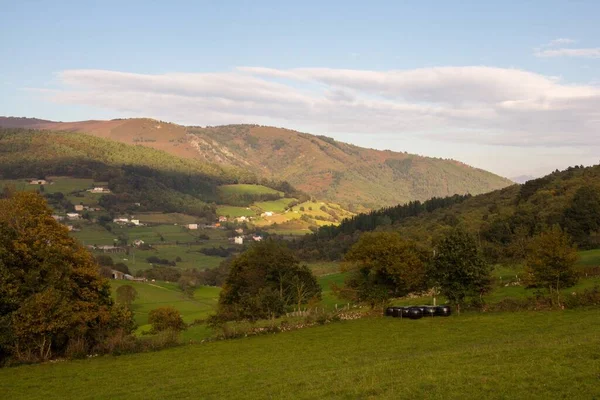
2,309,599,399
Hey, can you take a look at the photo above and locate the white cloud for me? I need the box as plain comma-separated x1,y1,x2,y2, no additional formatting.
41,66,600,150
534,47,600,58
544,38,576,47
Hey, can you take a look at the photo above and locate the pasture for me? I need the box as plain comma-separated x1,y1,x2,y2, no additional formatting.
217,184,282,196
111,281,219,333
3,309,599,399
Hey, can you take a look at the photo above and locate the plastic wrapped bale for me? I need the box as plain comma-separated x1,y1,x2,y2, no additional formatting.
385,307,395,317
423,306,437,317
435,305,452,317
407,307,423,320
392,307,406,318
401,308,412,319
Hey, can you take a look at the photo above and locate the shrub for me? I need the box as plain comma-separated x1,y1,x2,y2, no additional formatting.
148,307,186,333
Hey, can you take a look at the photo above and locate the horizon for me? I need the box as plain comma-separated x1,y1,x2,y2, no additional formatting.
2,1,600,178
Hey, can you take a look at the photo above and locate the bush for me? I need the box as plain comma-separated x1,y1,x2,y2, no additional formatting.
148,307,186,333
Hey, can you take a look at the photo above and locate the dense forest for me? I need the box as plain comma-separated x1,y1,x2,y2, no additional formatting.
294,164,600,263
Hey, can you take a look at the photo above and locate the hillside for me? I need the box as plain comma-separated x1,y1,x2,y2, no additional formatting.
0,117,513,210
298,164,600,261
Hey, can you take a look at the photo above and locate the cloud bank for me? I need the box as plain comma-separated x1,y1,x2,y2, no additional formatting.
46,66,600,148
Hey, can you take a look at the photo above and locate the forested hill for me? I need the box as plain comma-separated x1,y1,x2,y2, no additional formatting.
0,128,303,219
0,117,513,210
294,164,600,261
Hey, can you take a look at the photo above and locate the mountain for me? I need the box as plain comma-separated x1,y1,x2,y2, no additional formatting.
510,175,536,184
0,117,513,210
296,164,600,261
0,127,353,232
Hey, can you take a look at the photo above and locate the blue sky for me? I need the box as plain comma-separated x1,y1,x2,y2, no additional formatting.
2,0,600,178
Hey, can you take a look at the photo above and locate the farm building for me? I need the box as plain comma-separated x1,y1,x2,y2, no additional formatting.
187,223,198,230
131,219,140,226
218,216,228,222
95,245,126,254
52,215,64,221
66,213,80,220
113,218,129,224
74,205,84,211
88,187,111,193
234,236,244,245
261,211,274,217
29,179,47,185
111,270,126,280
252,235,263,242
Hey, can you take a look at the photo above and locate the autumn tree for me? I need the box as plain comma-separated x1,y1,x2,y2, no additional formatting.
217,240,321,321
429,229,491,314
525,225,579,307
116,285,138,308
340,232,428,307
0,192,133,363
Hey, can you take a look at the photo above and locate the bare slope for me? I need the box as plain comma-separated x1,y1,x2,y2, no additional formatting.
0,117,512,209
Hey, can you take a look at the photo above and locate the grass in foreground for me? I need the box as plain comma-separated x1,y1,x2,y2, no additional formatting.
2,310,599,399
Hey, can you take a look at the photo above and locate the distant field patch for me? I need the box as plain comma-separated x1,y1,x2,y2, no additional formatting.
255,198,296,212
216,205,256,217
136,213,199,225
577,249,600,266
218,184,282,196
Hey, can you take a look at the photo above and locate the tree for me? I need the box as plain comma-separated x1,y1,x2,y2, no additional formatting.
95,254,114,267
217,240,321,321
563,186,600,249
0,192,133,363
148,307,185,333
524,225,578,307
113,262,130,275
341,232,428,307
430,229,491,314
116,285,138,308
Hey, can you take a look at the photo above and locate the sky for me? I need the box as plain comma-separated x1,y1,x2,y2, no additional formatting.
1,0,599,179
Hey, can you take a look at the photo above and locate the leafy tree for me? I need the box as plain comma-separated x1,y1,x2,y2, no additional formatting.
114,262,130,275
95,254,114,267
148,307,186,333
340,232,428,307
430,229,491,314
116,285,138,308
524,225,579,307
0,192,133,363
217,240,320,321
563,186,600,249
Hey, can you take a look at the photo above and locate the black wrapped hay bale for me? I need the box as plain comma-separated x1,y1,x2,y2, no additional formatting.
385,307,395,317
435,305,452,317
401,307,412,319
423,306,437,317
407,307,423,319
391,307,402,318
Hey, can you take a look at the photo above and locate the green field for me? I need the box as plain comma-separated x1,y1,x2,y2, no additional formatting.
0,177,97,194
216,205,256,217
217,184,282,196
111,281,220,333
577,249,600,266
3,309,599,399
254,198,296,212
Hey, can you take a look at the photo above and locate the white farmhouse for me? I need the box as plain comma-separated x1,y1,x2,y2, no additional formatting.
234,236,244,245
187,223,198,230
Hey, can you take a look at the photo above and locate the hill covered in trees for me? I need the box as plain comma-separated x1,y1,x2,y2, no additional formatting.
295,164,600,262
0,117,513,210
